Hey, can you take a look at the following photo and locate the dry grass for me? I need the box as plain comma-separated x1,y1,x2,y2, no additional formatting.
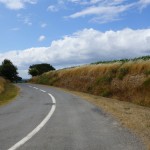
0,77,19,106
55,87,150,150
30,60,150,106
122,60,150,74
0,77,6,94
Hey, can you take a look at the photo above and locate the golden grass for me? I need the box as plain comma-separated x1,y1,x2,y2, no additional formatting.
30,60,150,106
0,78,19,106
122,60,150,74
0,77,6,94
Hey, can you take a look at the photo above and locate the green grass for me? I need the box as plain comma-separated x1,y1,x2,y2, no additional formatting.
0,84,19,106
91,55,150,65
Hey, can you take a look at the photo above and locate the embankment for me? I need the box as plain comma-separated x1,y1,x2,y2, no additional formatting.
30,60,150,107
0,77,19,105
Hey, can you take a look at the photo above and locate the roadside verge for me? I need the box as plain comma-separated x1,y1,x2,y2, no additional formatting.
0,83,19,106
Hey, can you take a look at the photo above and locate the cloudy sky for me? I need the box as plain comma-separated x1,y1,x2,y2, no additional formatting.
0,0,150,78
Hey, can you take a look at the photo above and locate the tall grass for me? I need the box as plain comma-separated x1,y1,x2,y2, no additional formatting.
30,59,150,107
0,77,6,94
0,77,19,106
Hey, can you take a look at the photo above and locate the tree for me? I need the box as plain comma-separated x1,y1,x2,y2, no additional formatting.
28,63,55,77
0,59,18,82
28,68,39,77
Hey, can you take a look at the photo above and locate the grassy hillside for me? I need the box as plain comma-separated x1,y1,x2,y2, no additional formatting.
30,58,150,107
0,77,19,106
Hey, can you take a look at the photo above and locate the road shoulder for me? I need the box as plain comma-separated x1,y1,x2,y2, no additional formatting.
49,86,149,150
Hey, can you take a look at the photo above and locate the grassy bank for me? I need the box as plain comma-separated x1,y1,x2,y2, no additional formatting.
0,77,19,106
29,57,150,149
30,59,150,107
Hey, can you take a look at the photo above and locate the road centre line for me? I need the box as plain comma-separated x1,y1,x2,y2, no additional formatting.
33,87,38,90
40,89,46,93
8,92,56,150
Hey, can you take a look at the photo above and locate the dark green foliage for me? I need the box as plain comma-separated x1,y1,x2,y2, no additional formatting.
0,59,19,82
28,68,39,77
28,63,55,77
91,55,150,65
117,68,129,80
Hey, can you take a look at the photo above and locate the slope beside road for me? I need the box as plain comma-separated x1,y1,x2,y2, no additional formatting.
0,83,145,150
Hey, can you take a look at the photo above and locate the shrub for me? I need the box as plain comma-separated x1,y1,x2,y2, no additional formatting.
37,75,49,84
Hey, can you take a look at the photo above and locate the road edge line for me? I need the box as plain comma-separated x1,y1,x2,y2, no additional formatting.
8,93,56,150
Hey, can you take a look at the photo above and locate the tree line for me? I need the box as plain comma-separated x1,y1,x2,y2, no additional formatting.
0,59,55,82
0,59,22,82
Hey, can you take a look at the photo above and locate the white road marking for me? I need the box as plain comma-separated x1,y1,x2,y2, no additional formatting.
48,93,56,104
8,93,56,150
40,89,46,93
33,87,38,90
28,86,32,88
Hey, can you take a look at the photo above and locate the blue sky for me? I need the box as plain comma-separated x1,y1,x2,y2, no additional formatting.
0,0,150,78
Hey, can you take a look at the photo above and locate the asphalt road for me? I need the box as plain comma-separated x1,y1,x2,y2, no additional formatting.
0,83,145,150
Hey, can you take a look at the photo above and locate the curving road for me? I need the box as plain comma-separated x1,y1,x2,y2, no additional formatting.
0,83,145,150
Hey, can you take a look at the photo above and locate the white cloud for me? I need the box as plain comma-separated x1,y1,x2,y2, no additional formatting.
61,0,150,23
68,2,134,23
47,5,59,12
0,28,150,78
38,35,46,42
0,0,37,10
138,0,150,8
23,16,32,26
17,14,32,26
41,23,47,28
